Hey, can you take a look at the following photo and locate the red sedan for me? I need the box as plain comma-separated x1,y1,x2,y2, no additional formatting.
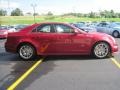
5,22,118,60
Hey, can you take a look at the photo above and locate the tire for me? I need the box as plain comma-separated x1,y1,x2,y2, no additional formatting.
112,31,119,38
93,42,110,59
18,44,36,60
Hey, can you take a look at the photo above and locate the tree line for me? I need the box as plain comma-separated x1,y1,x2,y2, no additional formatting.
1,8,120,18
62,10,120,18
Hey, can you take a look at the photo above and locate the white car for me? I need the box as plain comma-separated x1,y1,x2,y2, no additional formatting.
96,22,120,38
14,24,29,31
70,23,96,32
79,27,97,32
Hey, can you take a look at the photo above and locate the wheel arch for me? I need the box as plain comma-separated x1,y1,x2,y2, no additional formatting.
91,40,112,55
112,30,120,37
113,30,120,33
17,42,37,54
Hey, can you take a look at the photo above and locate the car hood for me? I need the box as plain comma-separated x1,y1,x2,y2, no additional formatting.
87,32,111,38
113,26,120,30
85,32,116,44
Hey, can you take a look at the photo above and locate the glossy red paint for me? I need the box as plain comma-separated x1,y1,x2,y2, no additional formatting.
5,22,118,58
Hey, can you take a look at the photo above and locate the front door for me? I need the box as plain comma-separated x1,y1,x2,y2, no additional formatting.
53,24,92,54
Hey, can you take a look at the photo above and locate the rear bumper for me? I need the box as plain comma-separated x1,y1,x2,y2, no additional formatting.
5,42,17,53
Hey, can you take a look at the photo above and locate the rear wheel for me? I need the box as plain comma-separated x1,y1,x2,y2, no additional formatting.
93,42,110,59
112,31,119,38
18,44,36,60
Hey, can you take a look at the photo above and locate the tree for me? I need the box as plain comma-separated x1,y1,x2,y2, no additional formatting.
77,13,84,17
0,9,7,16
33,13,39,16
116,13,120,18
99,10,117,18
26,12,32,16
110,10,115,18
11,8,23,16
89,12,96,18
47,11,53,16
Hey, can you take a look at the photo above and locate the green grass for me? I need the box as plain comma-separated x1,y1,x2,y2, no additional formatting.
0,16,120,25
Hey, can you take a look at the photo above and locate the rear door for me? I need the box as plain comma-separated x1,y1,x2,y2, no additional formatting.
31,24,57,54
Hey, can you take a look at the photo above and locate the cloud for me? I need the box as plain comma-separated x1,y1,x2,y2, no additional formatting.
1,0,120,15
0,1,19,9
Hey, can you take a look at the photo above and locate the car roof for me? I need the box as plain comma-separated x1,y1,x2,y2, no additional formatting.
35,22,77,29
37,22,71,25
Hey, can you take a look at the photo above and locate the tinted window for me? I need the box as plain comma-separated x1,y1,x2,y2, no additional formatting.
98,23,109,27
101,23,109,27
37,24,52,33
55,24,74,33
97,23,102,27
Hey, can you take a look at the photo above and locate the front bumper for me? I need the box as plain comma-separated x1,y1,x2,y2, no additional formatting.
112,44,118,53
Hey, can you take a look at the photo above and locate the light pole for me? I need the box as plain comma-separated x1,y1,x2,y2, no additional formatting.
8,0,10,15
7,0,11,25
31,4,37,23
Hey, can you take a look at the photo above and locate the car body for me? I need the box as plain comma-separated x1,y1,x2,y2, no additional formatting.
96,22,120,38
5,22,118,60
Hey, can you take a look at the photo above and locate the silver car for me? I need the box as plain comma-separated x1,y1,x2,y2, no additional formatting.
96,22,120,38
70,23,96,32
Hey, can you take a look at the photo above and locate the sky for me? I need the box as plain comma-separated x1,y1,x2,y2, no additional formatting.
0,0,120,15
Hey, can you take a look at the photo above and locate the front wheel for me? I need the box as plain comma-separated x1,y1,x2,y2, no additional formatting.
93,42,110,59
18,44,36,60
112,31,119,38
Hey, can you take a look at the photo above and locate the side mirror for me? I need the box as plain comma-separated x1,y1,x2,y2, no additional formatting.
74,29,79,34
84,29,89,32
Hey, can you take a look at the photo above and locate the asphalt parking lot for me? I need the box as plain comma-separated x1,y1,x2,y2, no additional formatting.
0,38,120,90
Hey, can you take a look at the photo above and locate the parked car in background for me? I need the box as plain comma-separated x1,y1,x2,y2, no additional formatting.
1,25,16,32
79,27,97,32
0,27,8,38
96,22,120,38
70,23,86,28
71,23,96,32
0,25,16,39
91,21,99,27
5,22,118,60
14,24,29,31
